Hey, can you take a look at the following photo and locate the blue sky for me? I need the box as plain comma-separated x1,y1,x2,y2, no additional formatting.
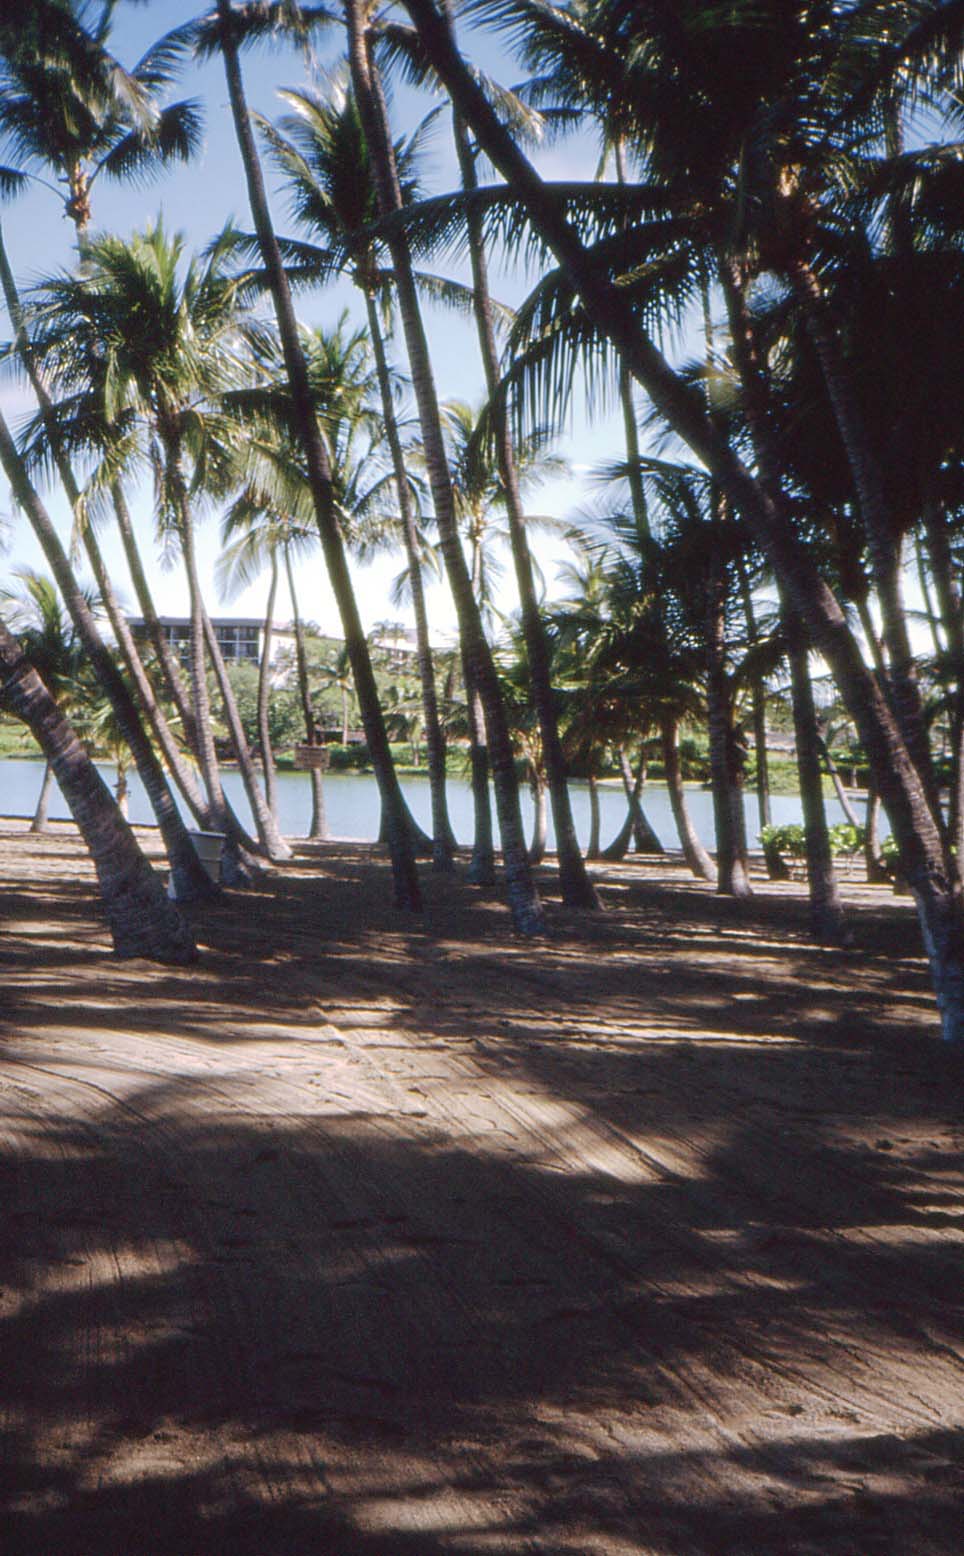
0,0,639,644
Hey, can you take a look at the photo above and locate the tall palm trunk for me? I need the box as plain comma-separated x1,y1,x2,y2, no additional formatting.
528,766,547,864
923,503,964,862
706,548,751,896
865,784,888,883
737,561,772,832
621,746,664,853
200,605,291,860
0,413,214,904
257,552,280,824
661,716,716,881
401,5,964,1036
0,228,214,902
362,286,454,867
216,0,420,911
31,761,54,833
465,533,495,884
345,0,542,933
785,614,848,944
446,25,598,909
284,549,327,839
586,771,601,860
0,620,196,963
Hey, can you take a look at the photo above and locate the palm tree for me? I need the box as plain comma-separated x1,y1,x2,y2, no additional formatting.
0,615,196,963
397,0,964,1040
25,220,292,864
342,0,544,933
0,567,88,832
206,0,422,910
255,74,459,867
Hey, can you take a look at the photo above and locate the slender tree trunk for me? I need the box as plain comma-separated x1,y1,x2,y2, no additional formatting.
865,785,889,883
737,560,772,832
923,503,964,865
466,681,495,885
115,758,130,819
661,716,717,881
0,422,215,904
785,616,849,943
362,286,455,867
620,745,664,853
257,553,280,825
446,21,597,909
586,771,601,861
817,733,863,829
0,621,196,962
345,0,542,933
285,551,328,840
201,607,291,860
397,11,964,1034
528,767,547,864
216,0,420,911
0,228,215,903
30,760,54,833
706,549,752,896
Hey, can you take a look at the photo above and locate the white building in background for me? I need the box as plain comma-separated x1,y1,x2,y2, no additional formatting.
127,616,299,671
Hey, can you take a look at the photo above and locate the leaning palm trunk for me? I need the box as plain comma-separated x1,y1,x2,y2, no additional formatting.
865,785,889,884
0,620,196,963
446,39,597,909
785,616,849,944
661,717,716,882
0,412,214,904
31,760,54,833
216,0,420,911
586,772,601,860
620,746,664,854
465,676,496,884
362,287,454,867
257,553,279,825
284,550,328,840
0,231,214,903
345,0,542,934
201,607,291,860
401,7,964,1036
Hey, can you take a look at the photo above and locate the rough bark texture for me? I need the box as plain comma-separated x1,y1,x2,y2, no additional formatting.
786,619,849,944
446,21,597,909
705,550,751,898
0,621,196,962
662,717,717,881
345,0,543,933
216,0,420,910
362,288,454,869
528,770,547,864
396,2,964,1036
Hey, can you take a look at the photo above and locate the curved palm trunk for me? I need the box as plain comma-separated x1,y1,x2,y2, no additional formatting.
817,734,863,830
0,414,215,904
446,40,597,909
402,10,964,1036
345,1,542,934
662,716,716,881
0,230,214,903
620,745,664,853
362,287,454,868
285,550,328,840
528,766,547,864
111,481,198,750
786,619,849,944
0,621,196,963
216,0,420,911
257,553,280,825
865,785,889,883
31,760,54,833
201,607,291,860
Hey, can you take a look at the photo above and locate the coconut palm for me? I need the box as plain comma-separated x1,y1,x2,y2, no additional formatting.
0,566,90,831
253,73,463,868
25,219,292,864
397,0,964,1040
342,0,544,932
0,615,196,963
203,0,422,910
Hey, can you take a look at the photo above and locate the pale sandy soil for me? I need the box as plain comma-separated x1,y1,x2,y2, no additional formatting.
1,819,963,1555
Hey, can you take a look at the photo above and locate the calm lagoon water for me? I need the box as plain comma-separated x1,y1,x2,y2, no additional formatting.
0,756,859,851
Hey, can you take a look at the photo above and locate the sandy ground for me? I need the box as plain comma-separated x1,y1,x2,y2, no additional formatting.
1,819,963,1555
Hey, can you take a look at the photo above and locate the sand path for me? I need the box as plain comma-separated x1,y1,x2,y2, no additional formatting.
2,822,963,1553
